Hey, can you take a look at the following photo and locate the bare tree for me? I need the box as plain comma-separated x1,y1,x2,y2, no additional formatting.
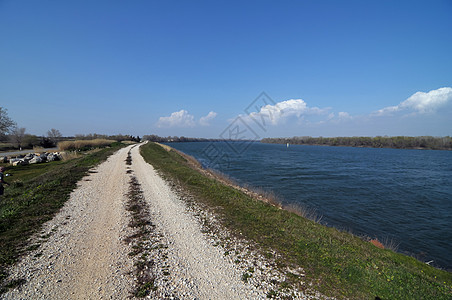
0,107,15,139
10,127,26,150
47,128,62,146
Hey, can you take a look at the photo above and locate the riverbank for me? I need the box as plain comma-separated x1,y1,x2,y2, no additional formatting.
141,142,452,299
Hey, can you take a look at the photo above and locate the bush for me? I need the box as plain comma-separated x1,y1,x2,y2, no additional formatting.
57,139,114,151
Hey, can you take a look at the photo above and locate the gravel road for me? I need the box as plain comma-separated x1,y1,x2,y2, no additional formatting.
2,143,276,299
2,145,135,299
130,144,266,299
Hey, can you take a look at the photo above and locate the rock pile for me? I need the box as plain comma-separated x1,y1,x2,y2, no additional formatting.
1,152,63,166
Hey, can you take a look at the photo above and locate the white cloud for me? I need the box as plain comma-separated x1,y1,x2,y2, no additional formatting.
247,99,329,125
374,87,452,116
157,109,218,128
226,88,451,136
156,110,195,128
337,111,352,119
199,111,217,126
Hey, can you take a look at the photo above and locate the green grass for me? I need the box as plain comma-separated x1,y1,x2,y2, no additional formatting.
140,142,452,299
0,142,125,293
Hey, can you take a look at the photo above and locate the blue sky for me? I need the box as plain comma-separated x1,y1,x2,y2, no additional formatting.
1,0,451,138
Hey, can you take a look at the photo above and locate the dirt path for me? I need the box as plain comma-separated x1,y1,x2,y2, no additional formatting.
2,145,135,300
130,144,265,299
2,143,269,299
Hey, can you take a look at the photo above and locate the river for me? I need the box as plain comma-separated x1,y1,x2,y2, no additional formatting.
166,141,452,270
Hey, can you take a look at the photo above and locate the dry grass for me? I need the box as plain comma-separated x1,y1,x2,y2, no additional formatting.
32,146,45,153
244,185,283,209
60,151,81,161
381,237,400,252
283,203,323,223
155,142,172,152
58,139,114,151
370,239,385,249
366,237,399,252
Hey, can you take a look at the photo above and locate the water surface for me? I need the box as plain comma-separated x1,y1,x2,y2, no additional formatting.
167,141,452,270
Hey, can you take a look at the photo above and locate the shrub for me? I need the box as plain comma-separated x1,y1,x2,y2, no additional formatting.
57,139,114,151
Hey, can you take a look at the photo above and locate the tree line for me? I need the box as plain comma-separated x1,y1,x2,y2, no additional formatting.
73,133,140,142
0,107,61,150
1,106,140,151
261,136,452,150
142,135,223,143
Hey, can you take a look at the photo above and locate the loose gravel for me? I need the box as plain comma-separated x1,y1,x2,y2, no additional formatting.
130,145,269,299
2,145,135,300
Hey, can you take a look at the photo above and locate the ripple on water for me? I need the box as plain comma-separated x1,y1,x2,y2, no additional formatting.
168,142,452,270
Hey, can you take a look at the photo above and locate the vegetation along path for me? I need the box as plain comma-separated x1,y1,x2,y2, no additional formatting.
2,143,280,299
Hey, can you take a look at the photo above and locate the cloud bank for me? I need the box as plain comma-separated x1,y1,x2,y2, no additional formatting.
374,87,452,116
236,87,451,136
157,110,217,128
247,99,329,125
157,87,451,136
199,111,217,126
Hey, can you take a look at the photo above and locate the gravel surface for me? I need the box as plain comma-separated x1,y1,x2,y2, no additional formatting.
2,145,135,300
130,145,268,299
2,143,323,299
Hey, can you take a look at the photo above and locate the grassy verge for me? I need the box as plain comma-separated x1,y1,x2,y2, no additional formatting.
0,142,125,293
140,142,452,299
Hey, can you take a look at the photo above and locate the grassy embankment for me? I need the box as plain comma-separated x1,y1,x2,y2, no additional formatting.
0,141,126,293
140,142,452,299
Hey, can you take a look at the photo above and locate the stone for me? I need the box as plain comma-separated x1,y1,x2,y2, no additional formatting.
29,157,43,164
13,159,28,166
9,158,19,164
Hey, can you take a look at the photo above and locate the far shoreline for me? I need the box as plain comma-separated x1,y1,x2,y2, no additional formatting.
142,135,452,151
261,136,452,151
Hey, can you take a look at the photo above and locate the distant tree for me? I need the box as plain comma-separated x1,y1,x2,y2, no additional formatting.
23,134,40,148
40,137,55,148
0,107,15,139
9,127,26,149
47,128,63,146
